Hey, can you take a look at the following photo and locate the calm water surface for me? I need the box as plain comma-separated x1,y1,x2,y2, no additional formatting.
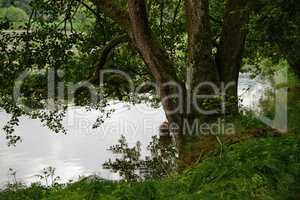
0,74,271,186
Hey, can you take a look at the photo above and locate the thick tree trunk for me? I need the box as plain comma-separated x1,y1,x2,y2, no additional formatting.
185,0,219,86
93,0,249,137
216,0,249,112
184,0,220,127
93,0,184,129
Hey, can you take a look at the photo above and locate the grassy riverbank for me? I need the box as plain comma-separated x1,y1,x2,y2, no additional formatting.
1,133,299,200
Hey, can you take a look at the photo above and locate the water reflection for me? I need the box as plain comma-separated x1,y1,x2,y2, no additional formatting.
238,73,273,113
0,74,272,185
0,104,165,186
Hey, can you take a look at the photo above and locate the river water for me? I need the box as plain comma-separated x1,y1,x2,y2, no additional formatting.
0,74,272,186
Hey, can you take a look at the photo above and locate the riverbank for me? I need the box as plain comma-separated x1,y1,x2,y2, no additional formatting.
1,133,299,200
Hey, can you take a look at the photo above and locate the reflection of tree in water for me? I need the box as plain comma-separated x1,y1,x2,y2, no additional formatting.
258,88,276,118
103,135,178,182
257,82,300,131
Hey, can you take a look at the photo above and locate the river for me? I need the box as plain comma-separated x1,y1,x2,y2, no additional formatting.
0,74,272,186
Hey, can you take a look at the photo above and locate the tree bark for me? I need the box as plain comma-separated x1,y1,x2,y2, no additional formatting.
92,0,131,31
185,0,219,86
93,0,184,129
92,0,250,134
128,0,183,128
184,0,221,127
216,0,249,111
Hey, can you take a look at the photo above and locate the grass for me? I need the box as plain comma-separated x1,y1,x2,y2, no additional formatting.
1,133,300,200
1,73,298,199
1,69,299,199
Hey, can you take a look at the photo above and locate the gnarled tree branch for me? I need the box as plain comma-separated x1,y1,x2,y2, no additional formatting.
92,0,131,31
77,0,101,19
128,0,182,125
128,0,179,82
89,34,129,83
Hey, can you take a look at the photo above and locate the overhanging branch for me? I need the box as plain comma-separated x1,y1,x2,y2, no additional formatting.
77,0,101,19
92,0,131,31
128,0,182,125
89,34,129,83
128,0,179,82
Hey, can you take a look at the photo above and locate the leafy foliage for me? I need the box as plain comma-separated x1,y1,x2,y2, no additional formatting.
0,0,299,143
0,6,28,22
1,134,300,199
35,167,61,187
103,135,178,182
0,0,32,14
103,135,143,182
245,0,300,76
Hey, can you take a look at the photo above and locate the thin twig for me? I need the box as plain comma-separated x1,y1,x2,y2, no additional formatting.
172,0,182,24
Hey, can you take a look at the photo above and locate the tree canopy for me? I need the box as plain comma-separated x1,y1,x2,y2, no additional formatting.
0,0,299,145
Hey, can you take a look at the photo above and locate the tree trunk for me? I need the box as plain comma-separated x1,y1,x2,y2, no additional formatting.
216,0,249,112
93,0,249,137
185,0,219,86
128,0,184,129
182,0,221,134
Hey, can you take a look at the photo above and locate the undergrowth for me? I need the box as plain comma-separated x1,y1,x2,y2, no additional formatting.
1,133,300,200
